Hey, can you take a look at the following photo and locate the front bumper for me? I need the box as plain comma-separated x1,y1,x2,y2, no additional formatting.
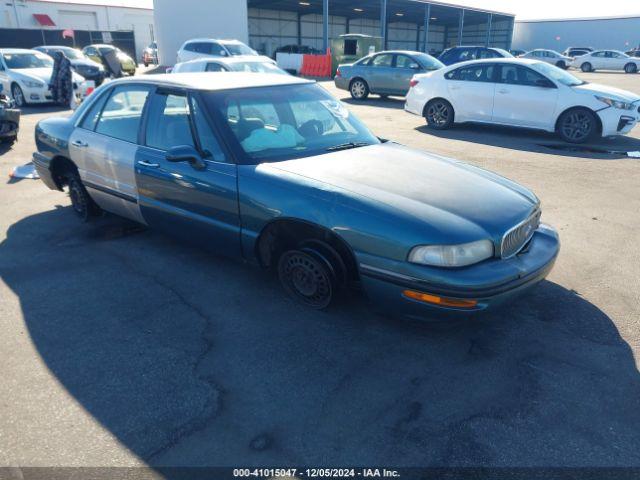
0,107,20,138
33,152,59,190
359,224,560,319
597,106,640,136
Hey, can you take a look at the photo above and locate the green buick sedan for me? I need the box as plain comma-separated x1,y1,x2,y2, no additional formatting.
33,73,559,318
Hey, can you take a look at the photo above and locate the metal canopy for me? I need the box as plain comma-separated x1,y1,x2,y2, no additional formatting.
247,0,513,27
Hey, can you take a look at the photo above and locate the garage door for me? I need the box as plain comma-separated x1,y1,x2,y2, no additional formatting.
57,10,98,30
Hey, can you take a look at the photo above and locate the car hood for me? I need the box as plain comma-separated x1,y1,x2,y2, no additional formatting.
71,58,102,69
267,142,539,239
13,68,85,84
572,82,640,102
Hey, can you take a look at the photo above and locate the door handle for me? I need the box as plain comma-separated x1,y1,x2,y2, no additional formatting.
138,160,160,168
71,140,88,148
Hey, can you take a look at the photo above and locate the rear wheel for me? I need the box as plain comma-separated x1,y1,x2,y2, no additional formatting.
425,99,454,130
65,172,101,221
277,246,340,310
580,62,593,73
624,63,638,74
349,79,369,100
557,108,598,144
556,60,567,69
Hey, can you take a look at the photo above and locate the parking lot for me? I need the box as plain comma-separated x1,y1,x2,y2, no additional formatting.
1,69,639,469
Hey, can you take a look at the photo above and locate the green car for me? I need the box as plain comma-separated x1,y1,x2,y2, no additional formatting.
33,74,559,318
82,44,136,76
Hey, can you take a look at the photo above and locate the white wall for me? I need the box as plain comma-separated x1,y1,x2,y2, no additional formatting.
153,0,248,65
0,0,154,59
513,17,640,52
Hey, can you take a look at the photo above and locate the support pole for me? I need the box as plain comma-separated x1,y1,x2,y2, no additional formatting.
345,17,350,34
458,9,464,46
486,13,492,47
297,12,302,46
380,0,387,50
323,0,329,52
423,3,431,53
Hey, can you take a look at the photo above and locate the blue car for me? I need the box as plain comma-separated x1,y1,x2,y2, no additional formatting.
334,50,444,100
33,73,559,317
438,46,513,66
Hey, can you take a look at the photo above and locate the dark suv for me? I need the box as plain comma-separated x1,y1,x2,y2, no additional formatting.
438,46,512,65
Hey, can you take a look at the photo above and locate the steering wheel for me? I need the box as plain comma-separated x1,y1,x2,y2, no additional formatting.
298,119,325,139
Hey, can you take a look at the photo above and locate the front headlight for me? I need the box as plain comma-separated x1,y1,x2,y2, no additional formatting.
22,79,45,89
595,95,634,110
408,240,494,268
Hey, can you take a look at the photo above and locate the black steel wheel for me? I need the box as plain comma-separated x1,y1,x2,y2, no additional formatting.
624,63,638,74
65,172,100,221
278,249,336,310
580,62,593,73
349,79,369,100
557,109,598,144
425,99,454,130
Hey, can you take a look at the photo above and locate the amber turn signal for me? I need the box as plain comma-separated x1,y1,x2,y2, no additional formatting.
403,290,478,309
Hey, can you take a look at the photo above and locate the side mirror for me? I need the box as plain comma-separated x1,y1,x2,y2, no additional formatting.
166,145,206,170
219,50,228,57
535,78,555,88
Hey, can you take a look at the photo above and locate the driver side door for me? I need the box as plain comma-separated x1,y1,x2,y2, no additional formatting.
135,88,241,256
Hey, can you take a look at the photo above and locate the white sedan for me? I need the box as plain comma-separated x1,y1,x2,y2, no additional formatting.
0,48,86,107
172,56,288,75
405,58,640,143
569,50,640,73
520,49,572,69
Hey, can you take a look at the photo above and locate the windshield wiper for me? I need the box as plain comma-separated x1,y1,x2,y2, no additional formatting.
325,142,371,152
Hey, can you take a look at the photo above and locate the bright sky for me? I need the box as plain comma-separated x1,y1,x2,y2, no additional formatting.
438,0,640,19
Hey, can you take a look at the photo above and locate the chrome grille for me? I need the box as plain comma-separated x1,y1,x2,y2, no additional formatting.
501,209,541,259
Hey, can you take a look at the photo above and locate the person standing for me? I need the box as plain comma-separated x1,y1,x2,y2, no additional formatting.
49,51,74,108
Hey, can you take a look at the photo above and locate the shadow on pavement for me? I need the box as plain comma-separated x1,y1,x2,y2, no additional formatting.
340,95,405,110
416,123,640,159
2,207,640,467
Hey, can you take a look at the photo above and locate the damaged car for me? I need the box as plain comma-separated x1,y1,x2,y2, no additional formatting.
33,73,559,318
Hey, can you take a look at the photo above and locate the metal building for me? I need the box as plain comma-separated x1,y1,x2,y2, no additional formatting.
513,16,640,53
154,0,514,65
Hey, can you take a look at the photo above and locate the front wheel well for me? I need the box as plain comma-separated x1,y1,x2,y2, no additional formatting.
555,106,602,135
423,97,454,116
255,219,359,286
349,77,368,89
50,156,79,190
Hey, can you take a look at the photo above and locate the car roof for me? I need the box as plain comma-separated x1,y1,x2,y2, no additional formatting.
179,55,270,66
183,38,245,44
443,57,543,69
87,44,116,48
108,72,311,91
35,45,76,50
0,48,43,54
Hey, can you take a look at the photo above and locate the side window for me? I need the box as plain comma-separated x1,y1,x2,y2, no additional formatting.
145,93,195,151
592,51,605,58
457,49,477,61
205,62,225,72
478,49,498,59
209,43,224,56
190,96,227,163
395,55,419,69
499,65,546,87
95,86,151,143
184,43,196,52
446,64,494,82
343,39,358,56
371,54,393,67
79,90,110,130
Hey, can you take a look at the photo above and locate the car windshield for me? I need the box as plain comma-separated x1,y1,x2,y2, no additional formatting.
59,48,84,60
98,47,116,55
206,83,380,163
230,61,286,74
414,53,444,70
223,43,256,56
3,52,53,69
534,62,586,86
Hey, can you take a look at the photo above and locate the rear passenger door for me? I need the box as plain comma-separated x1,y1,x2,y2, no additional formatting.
444,63,496,122
393,54,422,95
69,84,151,223
366,53,396,93
135,88,241,256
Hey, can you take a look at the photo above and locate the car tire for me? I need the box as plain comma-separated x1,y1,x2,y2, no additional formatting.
556,60,567,69
424,99,454,130
143,61,149,67
277,247,339,310
65,172,101,221
349,79,369,100
624,63,638,74
557,108,598,144
3,135,17,146
11,84,26,108
580,62,593,73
